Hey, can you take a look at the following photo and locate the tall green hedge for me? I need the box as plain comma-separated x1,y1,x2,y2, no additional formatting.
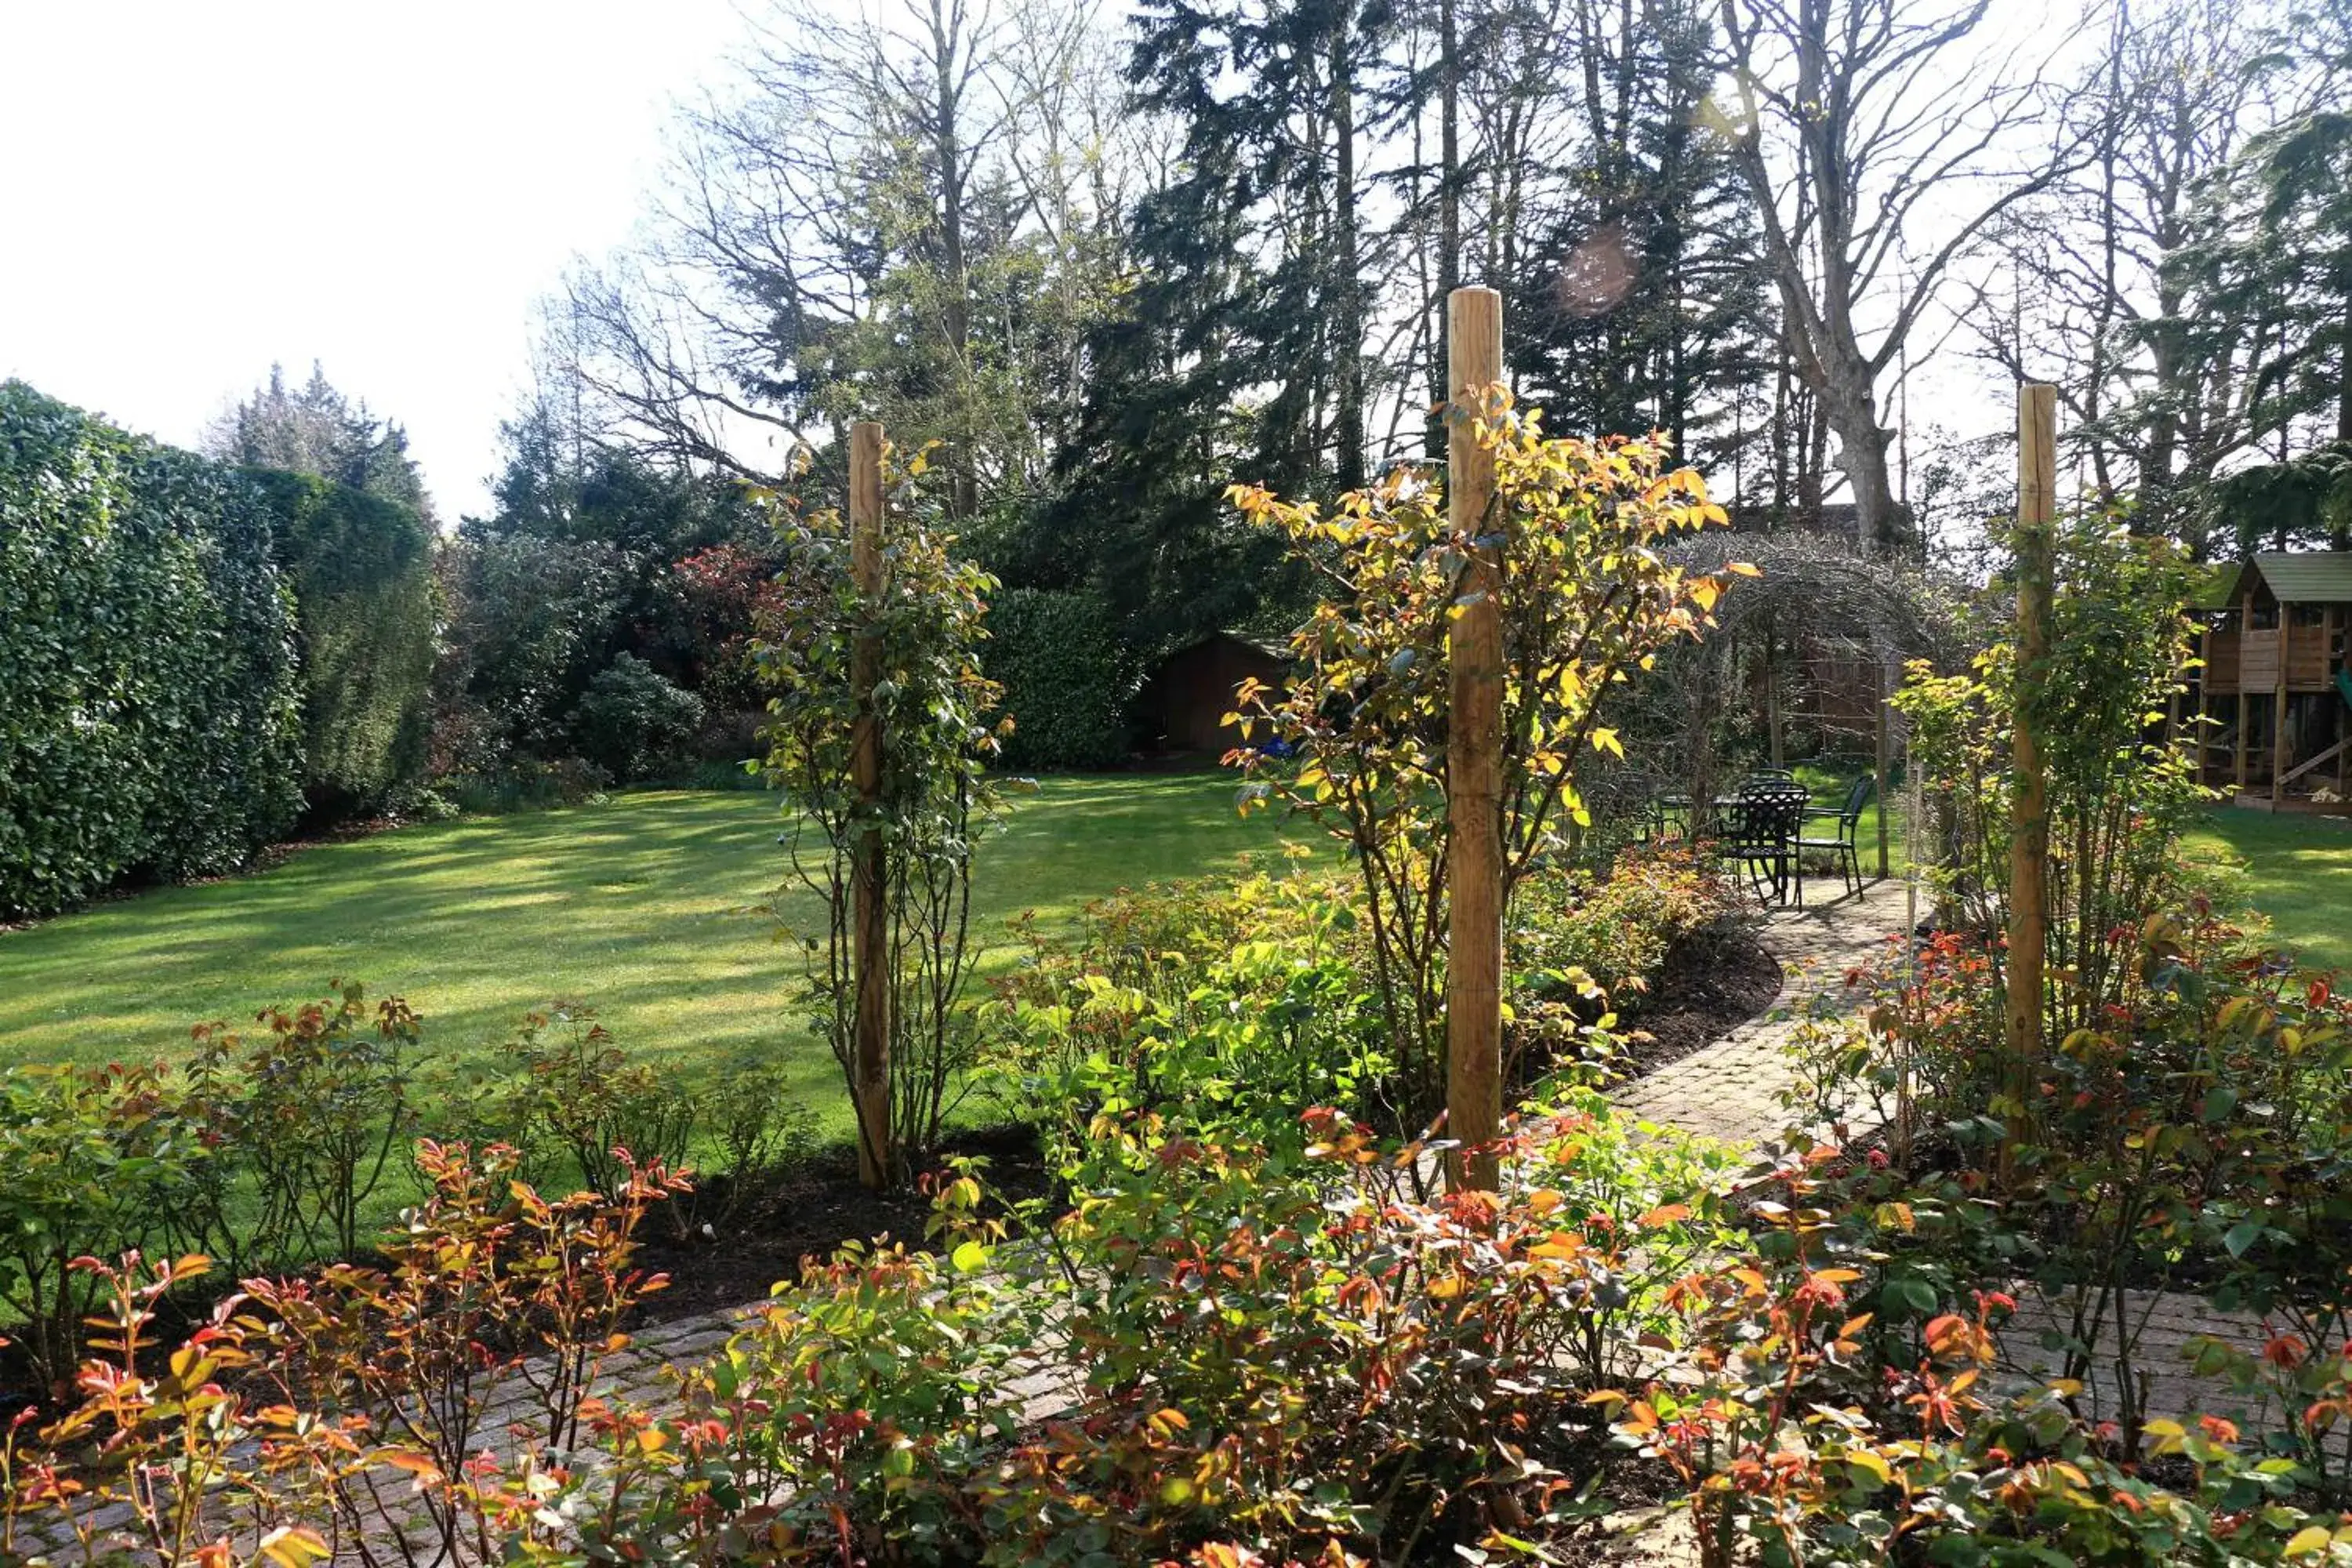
246,469,435,819
0,383,305,917
986,587,1132,770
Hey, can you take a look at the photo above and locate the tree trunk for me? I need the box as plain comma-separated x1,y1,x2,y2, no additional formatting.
1331,0,1366,491
1430,0,1461,463
1820,363,1898,549
929,0,978,521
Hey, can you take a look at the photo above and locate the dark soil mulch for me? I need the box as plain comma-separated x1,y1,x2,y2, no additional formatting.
1610,925,1784,1079
635,928,1784,1322
628,1123,1053,1326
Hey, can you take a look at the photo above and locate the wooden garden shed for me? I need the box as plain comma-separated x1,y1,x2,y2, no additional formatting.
1138,632,1290,757
2180,551,2352,809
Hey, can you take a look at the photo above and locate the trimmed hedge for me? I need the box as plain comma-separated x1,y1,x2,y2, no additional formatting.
246,469,436,819
986,587,1132,770
0,383,305,918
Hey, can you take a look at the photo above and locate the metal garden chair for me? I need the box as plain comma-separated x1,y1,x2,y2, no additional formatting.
1798,775,1874,901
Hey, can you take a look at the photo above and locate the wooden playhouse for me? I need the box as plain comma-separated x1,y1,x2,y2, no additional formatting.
2179,551,2352,811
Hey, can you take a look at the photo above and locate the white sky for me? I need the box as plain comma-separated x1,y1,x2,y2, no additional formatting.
0,0,744,522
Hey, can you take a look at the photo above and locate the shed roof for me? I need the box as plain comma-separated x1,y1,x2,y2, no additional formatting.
1156,630,1290,666
2252,551,2352,603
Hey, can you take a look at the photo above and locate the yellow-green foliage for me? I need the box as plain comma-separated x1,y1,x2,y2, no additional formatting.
1512,843,1744,1009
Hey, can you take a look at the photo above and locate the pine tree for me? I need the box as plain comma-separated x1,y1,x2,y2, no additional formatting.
1043,0,1388,655
208,361,435,521
1504,0,1771,478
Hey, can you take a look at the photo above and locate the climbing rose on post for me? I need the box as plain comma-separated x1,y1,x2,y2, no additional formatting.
752,441,1007,1191
1225,393,1744,1133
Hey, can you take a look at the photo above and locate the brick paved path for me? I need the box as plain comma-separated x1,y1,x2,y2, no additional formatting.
1597,876,2273,1563
1610,876,1907,1149
1601,876,2275,1428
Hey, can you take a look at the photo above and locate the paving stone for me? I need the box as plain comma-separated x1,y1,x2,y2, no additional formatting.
1610,876,1904,1150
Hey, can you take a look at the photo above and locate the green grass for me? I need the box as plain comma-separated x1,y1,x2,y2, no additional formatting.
2185,807,2352,975
0,774,1304,1133
1790,760,1907,873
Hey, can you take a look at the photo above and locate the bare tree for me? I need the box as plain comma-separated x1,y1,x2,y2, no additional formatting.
1963,0,2301,547
1712,0,2089,547
560,0,1137,510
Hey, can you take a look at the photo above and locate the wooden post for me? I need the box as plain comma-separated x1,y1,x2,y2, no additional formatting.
2196,625,2213,786
2235,692,2250,791
2236,590,2252,795
1875,655,1892,880
2335,609,2347,802
2274,606,2292,808
2002,384,2056,1183
848,420,893,1190
2165,658,2183,753
1443,285,1504,1193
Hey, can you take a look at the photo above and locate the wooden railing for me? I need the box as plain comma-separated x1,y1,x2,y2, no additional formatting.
2218,627,2339,692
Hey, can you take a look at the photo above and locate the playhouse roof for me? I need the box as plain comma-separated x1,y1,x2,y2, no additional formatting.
2250,550,2352,604
2190,551,2352,609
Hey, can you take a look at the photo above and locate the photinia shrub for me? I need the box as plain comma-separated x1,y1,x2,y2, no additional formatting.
0,1144,688,1568
185,981,421,1269
0,1063,212,1392
488,1003,815,1225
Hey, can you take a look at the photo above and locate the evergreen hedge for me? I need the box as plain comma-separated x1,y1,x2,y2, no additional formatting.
987,587,1132,770
246,469,436,819
0,383,305,917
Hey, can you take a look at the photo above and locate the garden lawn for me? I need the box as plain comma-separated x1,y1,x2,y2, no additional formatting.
1791,760,1907,876
0,773,1303,1134
2186,806,2352,975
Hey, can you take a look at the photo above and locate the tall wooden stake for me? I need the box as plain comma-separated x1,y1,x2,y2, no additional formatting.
2274,609,2292,808
848,420,892,1190
1875,654,1892,880
2002,384,2056,1183
2336,609,2348,803
1444,285,1504,1192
